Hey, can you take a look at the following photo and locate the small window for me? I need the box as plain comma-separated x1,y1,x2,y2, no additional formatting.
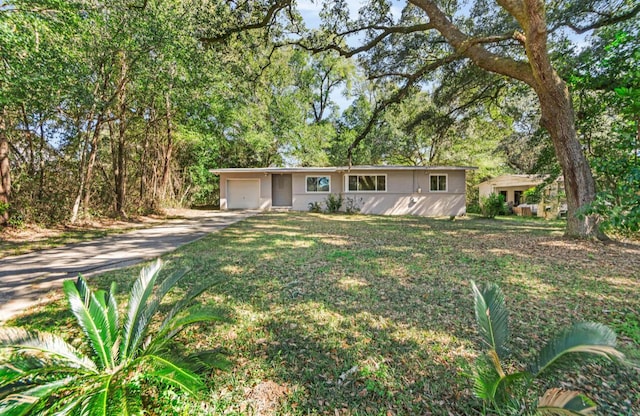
429,174,447,192
306,176,331,192
347,175,386,192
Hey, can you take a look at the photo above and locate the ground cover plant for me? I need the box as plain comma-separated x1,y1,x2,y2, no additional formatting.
7,212,640,415
470,281,624,415
0,260,226,415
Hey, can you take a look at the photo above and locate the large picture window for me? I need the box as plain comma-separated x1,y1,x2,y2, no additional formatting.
306,176,331,192
347,175,386,192
429,174,447,192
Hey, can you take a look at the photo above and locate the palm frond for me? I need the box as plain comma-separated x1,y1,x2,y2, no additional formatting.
184,350,233,373
471,281,509,358
537,388,596,415
129,267,189,355
84,374,116,416
121,259,163,360
473,354,501,402
472,353,528,408
146,307,225,355
0,363,91,402
529,322,624,377
158,276,222,335
0,328,96,372
63,277,116,369
141,355,204,396
105,281,120,363
0,377,75,416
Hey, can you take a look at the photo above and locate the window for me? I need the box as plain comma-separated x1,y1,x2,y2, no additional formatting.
429,174,447,192
347,175,386,192
306,176,331,192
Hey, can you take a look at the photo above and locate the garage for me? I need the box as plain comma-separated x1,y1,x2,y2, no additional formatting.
227,179,260,209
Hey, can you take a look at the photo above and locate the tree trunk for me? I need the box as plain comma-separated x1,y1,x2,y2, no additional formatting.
410,0,602,238
0,108,11,225
160,90,173,201
114,53,128,218
536,82,600,237
520,0,601,238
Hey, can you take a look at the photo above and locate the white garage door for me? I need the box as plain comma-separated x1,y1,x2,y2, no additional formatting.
227,179,260,209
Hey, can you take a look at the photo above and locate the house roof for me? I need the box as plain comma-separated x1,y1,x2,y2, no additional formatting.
209,165,477,174
478,174,562,188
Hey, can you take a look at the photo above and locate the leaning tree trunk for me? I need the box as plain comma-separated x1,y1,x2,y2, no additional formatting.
536,84,600,237
521,0,601,238
410,0,603,238
0,109,11,225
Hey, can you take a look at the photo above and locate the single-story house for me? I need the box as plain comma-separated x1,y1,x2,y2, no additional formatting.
209,165,477,216
478,174,545,207
478,174,565,218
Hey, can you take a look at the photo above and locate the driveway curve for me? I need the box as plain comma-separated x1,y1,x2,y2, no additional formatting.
0,210,258,322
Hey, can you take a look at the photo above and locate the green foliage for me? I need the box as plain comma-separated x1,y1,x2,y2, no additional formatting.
470,281,624,415
0,202,8,217
480,193,506,219
0,259,227,415
324,193,343,213
308,201,323,213
587,106,640,235
523,187,542,204
344,196,362,214
568,26,640,236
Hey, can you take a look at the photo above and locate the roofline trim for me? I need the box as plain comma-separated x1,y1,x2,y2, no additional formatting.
209,165,478,174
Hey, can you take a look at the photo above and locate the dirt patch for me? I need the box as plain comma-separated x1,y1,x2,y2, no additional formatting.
241,380,291,415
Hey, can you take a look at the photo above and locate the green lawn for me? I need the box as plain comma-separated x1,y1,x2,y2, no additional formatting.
9,212,640,415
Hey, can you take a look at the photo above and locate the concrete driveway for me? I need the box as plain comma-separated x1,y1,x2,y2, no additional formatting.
0,210,258,322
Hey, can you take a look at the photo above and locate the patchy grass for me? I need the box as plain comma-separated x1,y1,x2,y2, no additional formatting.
0,207,201,258
0,228,128,258
8,212,640,415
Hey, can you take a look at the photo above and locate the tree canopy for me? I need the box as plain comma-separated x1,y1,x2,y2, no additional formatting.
0,0,638,237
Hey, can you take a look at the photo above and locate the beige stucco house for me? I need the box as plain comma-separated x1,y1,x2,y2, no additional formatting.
210,165,476,216
478,174,566,218
478,175,545,207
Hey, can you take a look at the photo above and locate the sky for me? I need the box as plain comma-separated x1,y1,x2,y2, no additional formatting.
296,0,404,30
293,1,404,110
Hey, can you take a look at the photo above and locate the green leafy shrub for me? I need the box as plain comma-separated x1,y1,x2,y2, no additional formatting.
6,211,25,228
470,281,624,415
523,186,542,204
466,201,482,214
344,196,362,214
324,193,343,213
308,201,323,213
587,130,640,236
0,259,227,415
480,193,506,218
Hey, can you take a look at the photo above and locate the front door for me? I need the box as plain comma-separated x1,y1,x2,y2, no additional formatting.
272,174,292,207
514,190,522,206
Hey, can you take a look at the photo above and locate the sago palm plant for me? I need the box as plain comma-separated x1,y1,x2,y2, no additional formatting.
0,259,225,415
470,280,624,415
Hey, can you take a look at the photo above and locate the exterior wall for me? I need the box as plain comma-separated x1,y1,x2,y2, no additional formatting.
493,186,531,205
219,173,272,210
219,169,468,216
343,170,466,216
291,170,466,216
479,183,538,205
290,172,344,211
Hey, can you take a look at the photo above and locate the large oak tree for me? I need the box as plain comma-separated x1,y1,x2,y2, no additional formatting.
211,0,639,238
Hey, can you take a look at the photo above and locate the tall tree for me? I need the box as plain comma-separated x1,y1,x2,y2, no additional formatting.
210,0,639,237
0,110,9,225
